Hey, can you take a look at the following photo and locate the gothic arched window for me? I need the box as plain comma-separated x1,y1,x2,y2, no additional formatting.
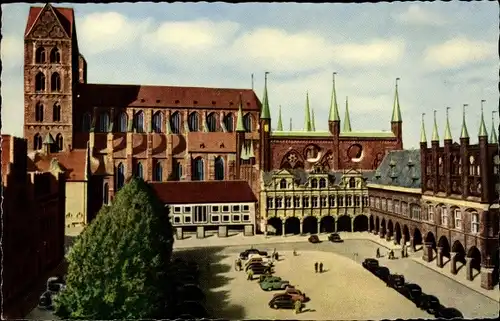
224,113,233,132
153,162,162,182
55,133,63,151
207,113,217,132
116,163,125,190
174,161,183,180
192,157,204,181
136,162,144,179
35,47,46,63
152,111,163,133
35,72,45,91
280,178,287,189
99,112,110,132
188,112,199,132
33,133,42,150
118,112,127,132
214,156,224,180
103,182,109,205
171,112,181,134
52,103,61,122
319,178,327,188
49,47,61,63
243,113,252,132
50,72,61,92
134,111,144,133
311,178,318,188
82,113,91,132
349,177,356,188
35,103,44,122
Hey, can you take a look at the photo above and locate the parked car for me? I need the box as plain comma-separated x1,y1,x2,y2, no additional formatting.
417,294,440,314
362,258,379,272
435,307,463,319
274,286,308,302
177,284,206,303
399,283,422,302
260,278,291,291
259,275,282,283
244,257,267,268
268,294,295,309
175,301,208,318
246,262,272,274
387,274,405,290
328,233,343,243
308,235,320,243
38,291,54,310
239,249,268,260
374,266,390,283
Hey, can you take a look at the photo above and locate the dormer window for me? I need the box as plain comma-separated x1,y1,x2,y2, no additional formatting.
279,178,287,189
319,178,327,188
311,178,318,188
349,177,356,188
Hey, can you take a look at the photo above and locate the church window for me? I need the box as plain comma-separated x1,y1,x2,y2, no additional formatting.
136,162,144,179
311,178,318,188
35,47,46,63
320,196,327,207
152,111,163,133
35,103,44,121
319,178,327,188
117,112,127,132
33,133,42,150
328,195,335,207
55,133,63,151
52,103,61,122
311,196,318,208
349,177,356,188
153,162,163,182
192,157,204,181
50,72,61,92
207,113,217,132
103,182,109,205
35,72,46,91
293,196,301,208
134,111,144,133
338,196,344,207
214,156,224,180
116,163,125,190
224,113,233,132
173,161,182,180
171,112,180,134
302,196,310,208
243,113,252,132
99,112,110,132
346,195,352,206
275,197,283,208
354,196,360,207
49,47,61,63
471,212,479,233
82,113,91,132
280,178,287,189
188,112,199,132
438,157,443,175
267,197,274,209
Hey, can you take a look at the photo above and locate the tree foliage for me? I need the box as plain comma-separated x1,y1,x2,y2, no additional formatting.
54,177,174,319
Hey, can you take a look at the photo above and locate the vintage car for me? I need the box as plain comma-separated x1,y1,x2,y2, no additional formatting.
362,258,379,272
268,294,295,309
416,294,441,315
328,233,343,243
274,286,308,302
239,248,268,260
308,235,320,244
247,262,273,275
387,274,405,290
435,307,463,319
260,278,291,291
398,283,422,303
259,275,282,283
374,266,390,283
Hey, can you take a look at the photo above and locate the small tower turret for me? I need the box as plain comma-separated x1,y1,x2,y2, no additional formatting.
276,105,283,131
420,113,428,192
235,94,245,179
259,72,272,171
328,72,341,136
311,107,316,131
478,100,489,203
490,111,498,144
431,110,440,194
343,96,352,132
391,77,403,148
443,107,452,195
459,104,470,198
304,92,312,131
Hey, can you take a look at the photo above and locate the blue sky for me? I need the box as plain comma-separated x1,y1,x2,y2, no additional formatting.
2,1,498,148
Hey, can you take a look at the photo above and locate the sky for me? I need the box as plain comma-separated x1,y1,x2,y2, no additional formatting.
1,1,498,149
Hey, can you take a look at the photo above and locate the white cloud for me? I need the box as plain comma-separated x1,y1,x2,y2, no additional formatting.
423,37,495,69
78,12,152,55
1,35,24,68
394,4,447,26
333,40,405,66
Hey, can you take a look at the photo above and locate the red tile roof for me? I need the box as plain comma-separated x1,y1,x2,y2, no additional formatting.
31,149,87,181
76,83,262,111
25,4,74,37
149,181,257,204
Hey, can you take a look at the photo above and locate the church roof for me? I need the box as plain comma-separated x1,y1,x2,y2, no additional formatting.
29,149,88,181
368,149,421,189
25,4,74,37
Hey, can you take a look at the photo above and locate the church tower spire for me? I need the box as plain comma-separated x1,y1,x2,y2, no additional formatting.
277,105,283,131
431,110,439,142
490,111,498,144
478,100,488,138
444,107,452,141
420,113,427,143
259,72,272,171
343,96,352,132
391,77,402,122
304,92,312,131
311,107,316,131
260,72,271,120
460,104,469,139
328,72,341,136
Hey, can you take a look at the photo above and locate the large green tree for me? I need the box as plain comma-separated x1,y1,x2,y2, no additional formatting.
54,177,174,319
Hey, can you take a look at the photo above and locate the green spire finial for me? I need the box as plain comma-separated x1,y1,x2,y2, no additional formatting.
343,96,352,132
490,111,498,143
329,72,340,121
444,107,452,140
277,105,283,131
391,77,402,122
420,113,427,143
260,72,271,119
431,110,439,141
236,93,245,132
460,104,469,139
311,107,316,131
304,91,312,131
478,100,488,137
289,118,292,131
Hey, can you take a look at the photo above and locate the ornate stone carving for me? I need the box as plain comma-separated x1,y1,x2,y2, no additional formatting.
49,25,65,38
33,26,49,38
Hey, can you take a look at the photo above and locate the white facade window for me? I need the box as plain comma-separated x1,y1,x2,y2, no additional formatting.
232,214,241,222
173,206,181,214
401,202,408,216
394,201,400,214
294,197,301,208
232,205,240,212
222,215,230,222
285,197,292,208
303,197,310,208
329,195,336,207
337,196,344,207
211,215,219,223
173,216,181,224
382,199,387,211
471,212,479,233
428,205,434,222
184,216,191,224
346,195,352,207
354,196,360,207
280,178,287,189
242,205,249,212
222,205,229,212
454,209,462,229
243,214,250,222
275,197,283,209
411,205,421,220
362,196,369,207
370,197,374,207
375,198,380,209
320,196,327,207
212,206,219,212
267,197,274,209
387,199,393,212
441,207,448,227
311,196,318,208
184,206,191,213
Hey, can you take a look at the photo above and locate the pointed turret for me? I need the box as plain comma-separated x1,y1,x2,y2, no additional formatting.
311,107,316,131
420,113,427,143
478,100,488,137
289,118,292,131
277,105,283,131
343,96,352,132
240,142,249,160
490,111,498,144
304,92,312,131
329,72,340,121
391,78,402,122
460,104,469,139
260,72,271,119
236,94,245,132
444,107,452,141
248,140,255,158
431,110,439,142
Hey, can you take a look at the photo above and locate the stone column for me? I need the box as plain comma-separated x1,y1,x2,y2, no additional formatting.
409,237,415,252
422,242,433,262
299,220,303,235
480,267,495,290
350,219,354,233
465,257,473,281
400,236,406,246
196,226,205,239
379,228,385,238
218,226,228,237
450,252,458,275
317,221,321,234
282,222,286,237
385,232,391,242
436,247,443,268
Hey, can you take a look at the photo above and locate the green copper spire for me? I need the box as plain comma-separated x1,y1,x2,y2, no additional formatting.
304,91,312,131
277,105,283,131
460,104,469,139
490,111,498,144
478,100,488,137
248,140,255,158
391,77,402,122
343,96,352,132
444,107,452,140
431,110,439,141
289,118,292,131
329,72,340,121
260,72,271,119
420,113,427,143
236,94,245,132
311,107,316,131
240,142,249,160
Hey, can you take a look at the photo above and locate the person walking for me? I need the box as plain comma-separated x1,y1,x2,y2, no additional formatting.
293,249,297,256
319,262,324,273
401,247,405,259
247,269,253,281
237,258,242,271
294,299,302,314
314,262,319,273
376,248,380,258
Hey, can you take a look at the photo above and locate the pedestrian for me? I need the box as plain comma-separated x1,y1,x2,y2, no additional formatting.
390,250,394,259
275,252,279,261
294,299,302,314
247,269,253,281
319,262,324,273
376,248,380,258
314,262,318,273
293,249,297,256
237,259,242,271
401,247,404,259
234,259,238,271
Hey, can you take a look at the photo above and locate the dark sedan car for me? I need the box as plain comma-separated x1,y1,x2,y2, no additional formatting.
239,248,268,260
417,294,440,315
399,283,422,302
247,262,272,275
362,258,379,272
268,294,295,309
328,233,343,243
387,274,405,290
435,307,463,319
308,235,320,244
374,266,390,283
